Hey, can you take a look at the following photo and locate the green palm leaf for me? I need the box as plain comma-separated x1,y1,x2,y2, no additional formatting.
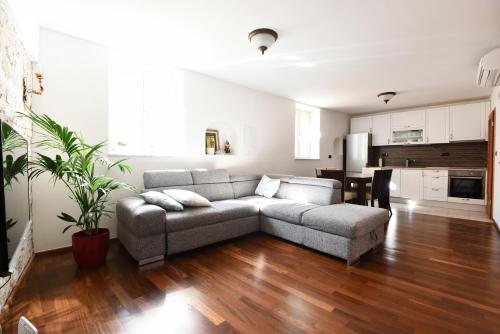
23,109,136,235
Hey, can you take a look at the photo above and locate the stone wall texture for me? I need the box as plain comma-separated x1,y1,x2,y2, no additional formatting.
0,0,34,312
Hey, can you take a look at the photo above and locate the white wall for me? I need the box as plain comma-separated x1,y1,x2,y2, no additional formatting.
32,29,349,252
491,86,500,230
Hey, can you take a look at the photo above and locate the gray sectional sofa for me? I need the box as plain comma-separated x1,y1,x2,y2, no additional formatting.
116,169,389,265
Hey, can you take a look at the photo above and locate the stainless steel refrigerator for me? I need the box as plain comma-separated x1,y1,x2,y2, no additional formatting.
345,133,373,173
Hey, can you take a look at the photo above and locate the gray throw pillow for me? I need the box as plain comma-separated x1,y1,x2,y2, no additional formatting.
140,191,184,211
163,189,211,207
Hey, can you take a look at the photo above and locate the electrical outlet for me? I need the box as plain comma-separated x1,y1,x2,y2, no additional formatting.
18,317,38,334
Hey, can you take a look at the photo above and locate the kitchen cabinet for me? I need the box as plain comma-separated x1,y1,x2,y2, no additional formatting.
371,114,391,146
400,169,423,199
391,110,426,145
349,100,489,146
389,169,401,198
426,107,449,144
423,170,448,201
449,102,486,141
391,109,425,130
350,116,372,134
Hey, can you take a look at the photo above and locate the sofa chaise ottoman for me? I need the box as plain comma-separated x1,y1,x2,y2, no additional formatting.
116,169,389,265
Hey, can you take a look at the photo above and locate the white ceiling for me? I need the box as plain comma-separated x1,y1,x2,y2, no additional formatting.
37,0,500,114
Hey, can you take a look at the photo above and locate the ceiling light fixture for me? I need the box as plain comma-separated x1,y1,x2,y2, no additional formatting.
377,91,396,104
248,28,278,55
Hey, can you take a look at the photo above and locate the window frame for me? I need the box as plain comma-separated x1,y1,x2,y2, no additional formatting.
108,63,184,157
294,103,321,160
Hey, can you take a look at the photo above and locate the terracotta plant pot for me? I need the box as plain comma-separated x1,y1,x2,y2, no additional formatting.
72,228,110,268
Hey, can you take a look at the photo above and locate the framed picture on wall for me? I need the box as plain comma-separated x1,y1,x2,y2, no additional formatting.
205,129,220,154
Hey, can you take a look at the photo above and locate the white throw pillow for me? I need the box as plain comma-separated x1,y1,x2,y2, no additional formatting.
140,191,184,211
163,189,211,207
255,175,281,198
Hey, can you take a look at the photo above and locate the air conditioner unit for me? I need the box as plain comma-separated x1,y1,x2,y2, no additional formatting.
477,48,500,87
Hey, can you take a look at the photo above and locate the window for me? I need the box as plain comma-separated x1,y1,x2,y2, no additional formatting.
295,103,320,159
108,62,184,156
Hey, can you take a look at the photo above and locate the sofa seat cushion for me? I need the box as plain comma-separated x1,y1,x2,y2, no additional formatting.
236,196,285,210
211,200,259,221
165,207,221,232
301,204,389,238
261,201,319,225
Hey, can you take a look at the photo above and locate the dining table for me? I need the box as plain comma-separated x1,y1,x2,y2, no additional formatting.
345,172,373,206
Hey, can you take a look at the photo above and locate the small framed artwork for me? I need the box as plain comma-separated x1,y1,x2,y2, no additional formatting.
205,129,220,154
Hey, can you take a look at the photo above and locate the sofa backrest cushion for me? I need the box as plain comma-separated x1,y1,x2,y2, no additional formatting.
143,169,234,201
191,169,230,184
146,185,196,193
291,177,341,189
274,176,341,206
189,169,234,201
194,183,234,201
142,169,341,204
267,174,293,198
230,175,261,198
143,170,193,189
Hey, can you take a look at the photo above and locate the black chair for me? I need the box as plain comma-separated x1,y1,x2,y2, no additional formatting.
367,169,393,214
317,169,345,202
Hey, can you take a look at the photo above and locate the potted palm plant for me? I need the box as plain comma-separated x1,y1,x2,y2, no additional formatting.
25,111,134,267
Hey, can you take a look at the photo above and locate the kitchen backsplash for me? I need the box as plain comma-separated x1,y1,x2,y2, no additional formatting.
373,142,487,168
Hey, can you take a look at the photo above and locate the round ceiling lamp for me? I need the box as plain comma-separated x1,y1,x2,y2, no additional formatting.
248,28,278,55
377,92,396,104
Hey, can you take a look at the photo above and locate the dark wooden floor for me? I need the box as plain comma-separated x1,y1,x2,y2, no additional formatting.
1,210,500,333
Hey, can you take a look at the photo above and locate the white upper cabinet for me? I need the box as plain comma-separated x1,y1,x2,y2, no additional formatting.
350,116,372,134
391,109,426,145
450,102,486,142
371,114,391,146
426,106,449,144
349,100,489,145
391,109,425,130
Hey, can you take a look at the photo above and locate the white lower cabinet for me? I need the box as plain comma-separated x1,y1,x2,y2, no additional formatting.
400,169,423,199
389,169,401,197
423,170,448,202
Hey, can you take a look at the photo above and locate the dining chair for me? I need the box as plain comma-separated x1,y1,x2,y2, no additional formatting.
344,178,363,204
366,169,393,214
317,169,345,202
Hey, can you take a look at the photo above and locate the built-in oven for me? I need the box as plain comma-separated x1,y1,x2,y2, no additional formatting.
448,169,485,203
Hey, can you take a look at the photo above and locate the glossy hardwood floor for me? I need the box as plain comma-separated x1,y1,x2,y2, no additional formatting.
1,210,500,333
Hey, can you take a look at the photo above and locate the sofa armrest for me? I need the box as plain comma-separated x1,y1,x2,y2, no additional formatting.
331,188,342,204
116,196,166,237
